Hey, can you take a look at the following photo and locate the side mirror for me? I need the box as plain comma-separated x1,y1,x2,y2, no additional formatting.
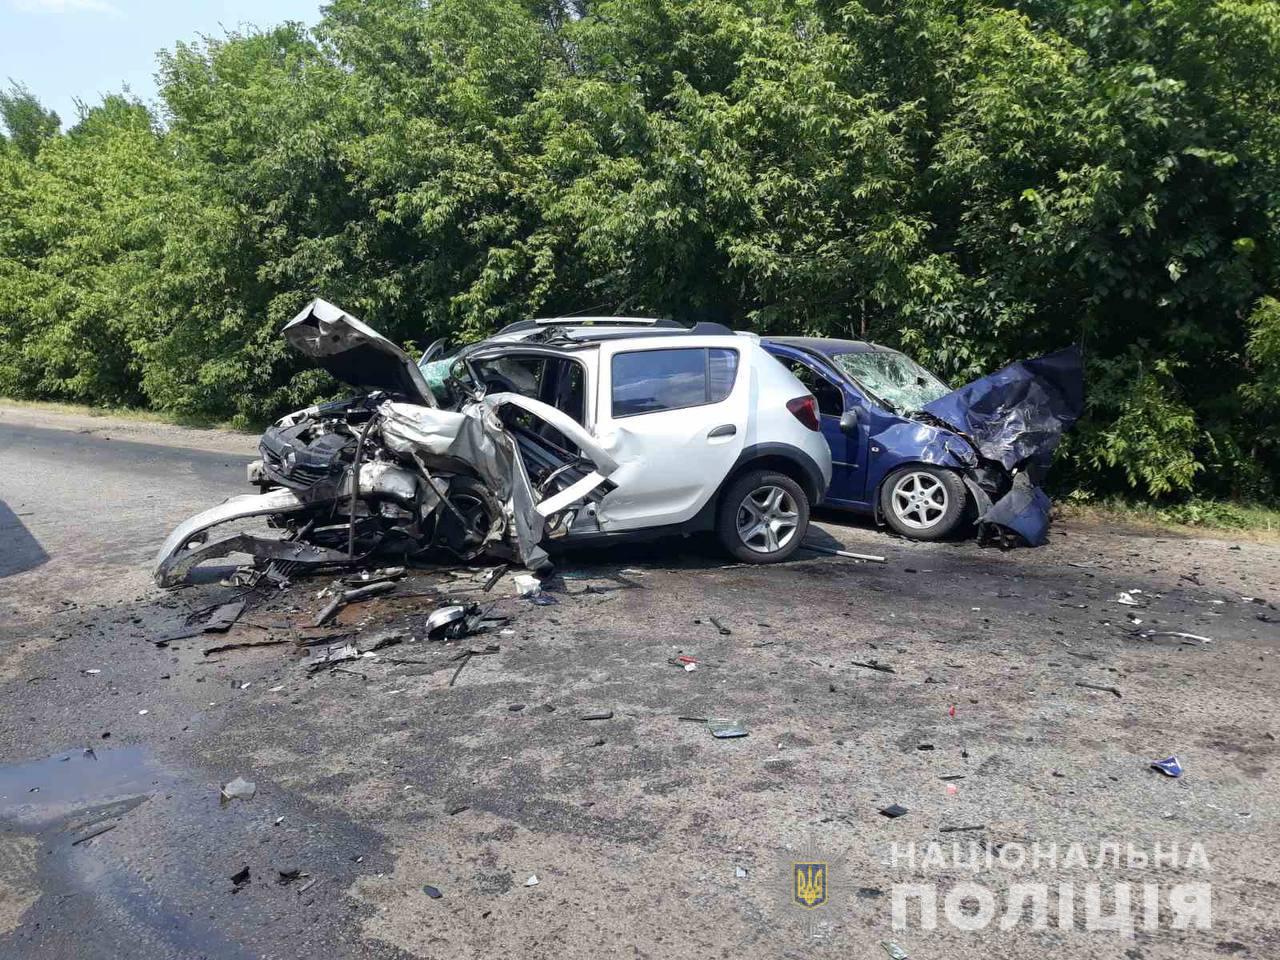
839,410,860,433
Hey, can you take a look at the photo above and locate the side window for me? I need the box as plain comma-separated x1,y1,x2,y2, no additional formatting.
787,360,843,417
611,347,740,418
708,348,739,403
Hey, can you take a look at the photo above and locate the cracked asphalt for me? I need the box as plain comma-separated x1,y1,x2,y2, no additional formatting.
1,408,1278,959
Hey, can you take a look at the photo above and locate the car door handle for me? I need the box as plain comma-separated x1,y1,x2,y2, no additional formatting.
708,424,736,438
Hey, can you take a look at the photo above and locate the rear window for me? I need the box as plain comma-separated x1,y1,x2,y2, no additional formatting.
611,347,739,417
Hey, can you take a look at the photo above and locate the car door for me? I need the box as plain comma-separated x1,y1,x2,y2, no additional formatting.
766,347,869,505
593,339,749,530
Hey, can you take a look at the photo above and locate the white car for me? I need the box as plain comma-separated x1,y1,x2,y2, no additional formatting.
154,305,831,585
439,316,834,562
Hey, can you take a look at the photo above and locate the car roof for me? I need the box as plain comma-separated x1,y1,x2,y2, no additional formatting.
488,317,739,347
763,336,896,355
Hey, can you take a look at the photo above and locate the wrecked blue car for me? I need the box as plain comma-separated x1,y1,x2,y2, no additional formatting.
760,339,1083,546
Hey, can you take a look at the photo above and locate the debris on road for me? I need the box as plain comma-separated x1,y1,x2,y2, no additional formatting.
308,642,361,674
707,718,748,739
580,709,614,721
1151,756,1183,778
448,645,501,687
513,573,542,597
203,637,293,657
422,884,443,899
800,542,888,563
709,616,731,635
1132,630,1214,646
230,865,251,886
851,659,895,674
879,803,909,818
524,874,539,887
156,600,247,644
220,776,257,803
1075,680,1122,698
315,581,397,627
1116,591,1145,607
70,823,117,845
881,940,911,960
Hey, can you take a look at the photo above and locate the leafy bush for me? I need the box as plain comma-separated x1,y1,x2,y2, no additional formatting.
0,0,1277,502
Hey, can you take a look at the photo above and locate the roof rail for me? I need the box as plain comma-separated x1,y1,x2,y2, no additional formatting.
531,316,679,327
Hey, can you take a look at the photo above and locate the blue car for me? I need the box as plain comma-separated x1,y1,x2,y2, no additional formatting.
760,337,1083,546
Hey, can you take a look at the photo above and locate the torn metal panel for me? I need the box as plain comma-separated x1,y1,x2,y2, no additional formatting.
868,419,977,471
977,472,1052,547
153,489,313,587
921,347,1084,475
283,299,437,407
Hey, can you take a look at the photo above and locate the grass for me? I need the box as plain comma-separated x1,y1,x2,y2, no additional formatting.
0,396,256,433
1059,495,1280,542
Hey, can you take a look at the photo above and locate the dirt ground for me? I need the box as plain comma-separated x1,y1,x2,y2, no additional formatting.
1,412,1278,959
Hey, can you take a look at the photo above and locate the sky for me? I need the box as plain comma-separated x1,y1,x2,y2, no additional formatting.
1,0,326,128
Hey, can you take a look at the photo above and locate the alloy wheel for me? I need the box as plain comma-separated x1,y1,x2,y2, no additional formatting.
736,484,800,554
890,471,948,529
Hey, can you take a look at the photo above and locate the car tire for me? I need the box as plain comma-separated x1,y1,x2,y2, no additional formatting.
716,469,810,563
432,476,503,559
879,465,970,541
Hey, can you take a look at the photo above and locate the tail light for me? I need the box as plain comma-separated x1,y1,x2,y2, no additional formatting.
787,395,821,431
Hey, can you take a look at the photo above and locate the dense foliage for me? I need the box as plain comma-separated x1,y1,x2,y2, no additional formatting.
1,0,1277,501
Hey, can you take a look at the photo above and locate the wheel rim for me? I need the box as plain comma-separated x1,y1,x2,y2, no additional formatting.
736,484,800,554
438,493,491,552
890,471,948,529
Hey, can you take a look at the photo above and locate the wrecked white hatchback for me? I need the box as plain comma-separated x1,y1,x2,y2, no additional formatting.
154,299,832,586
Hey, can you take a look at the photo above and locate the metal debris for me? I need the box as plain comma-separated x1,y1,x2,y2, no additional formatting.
879,803,909,819
801,542,888,563
314,581,397,627
1075,681,1122,698
851,659,895,674
308,643,361,673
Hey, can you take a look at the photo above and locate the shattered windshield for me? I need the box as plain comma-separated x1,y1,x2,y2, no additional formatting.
832,350,950,414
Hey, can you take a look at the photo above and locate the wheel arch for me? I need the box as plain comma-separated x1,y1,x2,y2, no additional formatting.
717,444,824,512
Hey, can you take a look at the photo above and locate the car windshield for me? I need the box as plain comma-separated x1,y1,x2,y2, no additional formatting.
831,350,950,414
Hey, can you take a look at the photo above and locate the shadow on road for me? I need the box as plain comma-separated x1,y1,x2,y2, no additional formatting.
0,499,48,578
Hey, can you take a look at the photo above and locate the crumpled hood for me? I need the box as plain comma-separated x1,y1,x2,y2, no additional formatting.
921,346,1084,475
282,299,436,407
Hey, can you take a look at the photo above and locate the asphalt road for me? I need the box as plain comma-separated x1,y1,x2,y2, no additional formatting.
0,420,255,626
1,410,1278,959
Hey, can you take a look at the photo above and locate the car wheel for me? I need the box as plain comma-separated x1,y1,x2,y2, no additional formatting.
716,469,810,563
432,476,502,559
879,466,970,540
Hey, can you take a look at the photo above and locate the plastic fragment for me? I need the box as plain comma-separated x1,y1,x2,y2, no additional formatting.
220,776,257,803
1151,756,1183,778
